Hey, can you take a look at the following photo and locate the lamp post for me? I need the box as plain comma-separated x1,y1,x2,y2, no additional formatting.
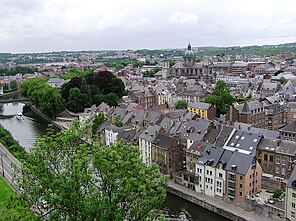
0,153,7,178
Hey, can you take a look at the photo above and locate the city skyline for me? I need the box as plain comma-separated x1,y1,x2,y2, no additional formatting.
1,0,296,53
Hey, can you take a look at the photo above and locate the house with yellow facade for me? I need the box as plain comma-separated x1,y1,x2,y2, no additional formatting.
187,101,216,120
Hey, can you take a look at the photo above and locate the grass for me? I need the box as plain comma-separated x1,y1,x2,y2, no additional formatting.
0,176,15,209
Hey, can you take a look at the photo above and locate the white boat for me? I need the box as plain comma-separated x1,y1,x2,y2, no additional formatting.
16,112,24,120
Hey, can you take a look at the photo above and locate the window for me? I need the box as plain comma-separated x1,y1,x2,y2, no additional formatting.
292,193,296,198
240,184,242,189
269,155,274,162
240,176,243,181
292,202,296,209
219,173,223,178
264,154,268,161
240,192,242,196
291,211,295,218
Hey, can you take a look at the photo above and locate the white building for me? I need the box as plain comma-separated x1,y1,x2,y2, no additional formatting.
196,145,232,198
138,125,162,165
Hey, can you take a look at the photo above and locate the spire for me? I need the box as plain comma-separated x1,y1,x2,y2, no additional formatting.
187,42,192,50
241,101,251,114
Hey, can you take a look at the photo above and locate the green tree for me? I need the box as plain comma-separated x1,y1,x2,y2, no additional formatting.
105,93,119,107
93,94,106,106
92,112,106,134
38,87,65,118
204,80,235,116
9,80,18,91
175,100,188,109
18,123,167,220
80,78,92,107
114,116,122,127
279,77,288,85
67,87,86,113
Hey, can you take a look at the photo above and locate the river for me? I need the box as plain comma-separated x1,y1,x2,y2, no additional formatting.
0,102,228,221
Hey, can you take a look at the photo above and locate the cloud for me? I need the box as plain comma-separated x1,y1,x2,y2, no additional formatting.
168,12,199,25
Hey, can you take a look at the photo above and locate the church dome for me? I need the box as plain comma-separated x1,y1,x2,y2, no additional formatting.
184,42,195,57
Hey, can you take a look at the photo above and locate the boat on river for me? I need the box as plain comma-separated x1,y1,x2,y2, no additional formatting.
16,112,24,120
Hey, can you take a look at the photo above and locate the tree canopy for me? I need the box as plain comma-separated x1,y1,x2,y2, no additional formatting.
61,71,125,111
175,100,187,109
20,78,65,118
17,123,167,221
204,80,235,116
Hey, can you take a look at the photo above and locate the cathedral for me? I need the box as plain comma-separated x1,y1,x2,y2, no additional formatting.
170,43,203,78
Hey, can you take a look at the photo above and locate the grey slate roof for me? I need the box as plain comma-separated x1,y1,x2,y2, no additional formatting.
276,140,296,156
225,130,262,154
197,144,225,167
111,107,126,120
138,125,162,142
234,122,280,138
234,100,263,113
226,151,254,175
280,121,296,133
179,119,210,142
241,102,251,114
144,110,162,124
188,102,211,110
257,137,278,152
159,117,174,133
214,126,234,147
153,134,175,150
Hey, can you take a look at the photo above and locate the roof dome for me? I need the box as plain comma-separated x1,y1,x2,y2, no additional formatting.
184,42,195,57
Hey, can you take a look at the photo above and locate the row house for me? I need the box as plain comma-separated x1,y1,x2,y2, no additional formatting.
104,124,136,146
225,151,262,203
151,134,184,175
227,100,265,128
138,125,163,166
183,142,205,190
196,145,232,198
187,102,216,120
256,137,296,182
153,84,172,106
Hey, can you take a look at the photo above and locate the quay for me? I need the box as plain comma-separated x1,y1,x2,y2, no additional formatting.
168,180,273,221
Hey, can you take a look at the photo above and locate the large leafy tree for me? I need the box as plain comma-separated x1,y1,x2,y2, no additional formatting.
204,80,235,116
18,123,167,220
20,78,65,118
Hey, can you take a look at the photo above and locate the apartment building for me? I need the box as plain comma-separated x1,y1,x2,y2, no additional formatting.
187,102,216,120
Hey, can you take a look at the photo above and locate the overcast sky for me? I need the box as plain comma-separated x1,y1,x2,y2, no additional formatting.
1,0,296,53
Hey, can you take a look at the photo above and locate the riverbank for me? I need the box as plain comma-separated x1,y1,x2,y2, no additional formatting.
27,104,64,131
168,180,273,221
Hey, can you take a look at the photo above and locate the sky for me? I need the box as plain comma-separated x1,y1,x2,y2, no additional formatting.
1,0,296,53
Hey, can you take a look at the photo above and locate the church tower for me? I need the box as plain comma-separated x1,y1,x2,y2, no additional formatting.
184,42,196,67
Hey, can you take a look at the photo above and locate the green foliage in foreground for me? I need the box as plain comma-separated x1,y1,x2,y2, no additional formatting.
0,177,36,221
0,126,27,161
18,123,168,220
